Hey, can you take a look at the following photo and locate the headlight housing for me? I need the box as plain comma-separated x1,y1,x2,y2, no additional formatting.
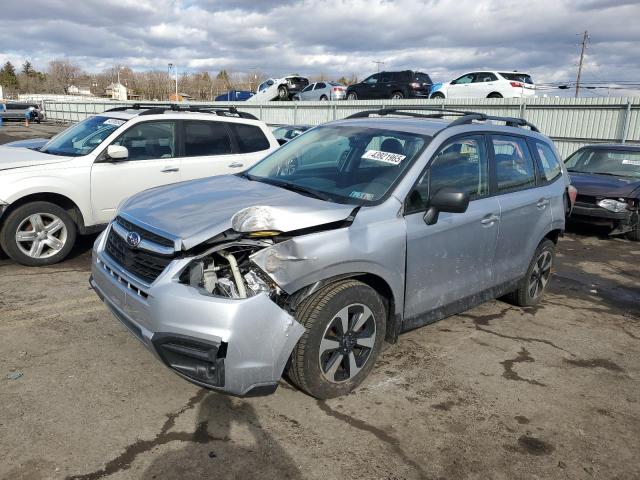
597,198,629,213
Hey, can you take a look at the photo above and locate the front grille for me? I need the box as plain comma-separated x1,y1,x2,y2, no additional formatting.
105,228,174,284
576,194,597,205
115,216,174,248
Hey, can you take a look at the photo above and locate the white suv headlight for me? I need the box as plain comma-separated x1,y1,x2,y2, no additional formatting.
597,198,628,213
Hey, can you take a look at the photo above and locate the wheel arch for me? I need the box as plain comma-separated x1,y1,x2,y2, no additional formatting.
543,228,563,244
1,192,86,231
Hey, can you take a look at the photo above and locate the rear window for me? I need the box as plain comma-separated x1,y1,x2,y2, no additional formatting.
414,72,432,84
500,73,534,84
229,123,271,153
534,141,562,182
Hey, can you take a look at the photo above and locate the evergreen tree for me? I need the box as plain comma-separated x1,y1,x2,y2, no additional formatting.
0,61,19,90
22,61,35,76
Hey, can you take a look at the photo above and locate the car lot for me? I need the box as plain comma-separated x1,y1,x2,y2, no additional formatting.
1,125,639,479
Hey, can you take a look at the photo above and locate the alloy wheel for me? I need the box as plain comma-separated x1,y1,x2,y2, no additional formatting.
318,303,376,383
528,250,552,299
15,213,68,259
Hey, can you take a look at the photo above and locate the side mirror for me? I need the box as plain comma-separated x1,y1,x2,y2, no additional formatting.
423,187,470,225
107,145,128,161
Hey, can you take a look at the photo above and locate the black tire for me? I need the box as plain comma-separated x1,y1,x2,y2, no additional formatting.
287,280,386,399
628,224,640,241
391,91,404,99
278,86,289,100
487,92,503,98
319,95,328,101
504,239,555,307
430,92,445,99
347,91,357,100
0,201,77,266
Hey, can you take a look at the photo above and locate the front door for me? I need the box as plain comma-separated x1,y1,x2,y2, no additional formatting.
90,120,180,224
404,134,500,320
447,73,476,98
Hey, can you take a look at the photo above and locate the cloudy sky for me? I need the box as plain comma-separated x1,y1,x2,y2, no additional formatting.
1,0,639,89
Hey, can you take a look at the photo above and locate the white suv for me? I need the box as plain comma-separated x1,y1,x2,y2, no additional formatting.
430,71,535,99
0,105,279,266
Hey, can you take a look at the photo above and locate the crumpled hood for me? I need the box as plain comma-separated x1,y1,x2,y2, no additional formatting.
569,171,640,198
119,175,356,250
0,145,70,171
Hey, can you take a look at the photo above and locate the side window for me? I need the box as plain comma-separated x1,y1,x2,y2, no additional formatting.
453,74,475,85
492,135,536,193
301,84,314,93
229,123,271,153
475,73,498,82
315,82,326,90
183,121,232,156
364,74,379,84
534,141,562,182
407,135,489,213
112,121,176,161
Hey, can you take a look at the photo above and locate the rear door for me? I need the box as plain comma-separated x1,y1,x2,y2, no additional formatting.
472,72,499,97
314,82,327,99
404,134,500,318
179,120,238,180
491,134,553,284
90,120,180,223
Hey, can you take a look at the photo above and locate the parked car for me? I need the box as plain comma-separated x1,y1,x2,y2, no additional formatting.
565,144,640,240
0,102,45,123
346,70,432,100
215,90,254,101
430,71,536,99
91,106,569,399
294,82,346,101
272,124,312,143
0,104,279,266
247,76,310,102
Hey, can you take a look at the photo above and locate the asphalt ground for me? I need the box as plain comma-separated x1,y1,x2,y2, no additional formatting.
1,123,639,479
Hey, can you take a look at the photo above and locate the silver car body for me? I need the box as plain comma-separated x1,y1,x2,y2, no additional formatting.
91,116,568,396
296,82,346,101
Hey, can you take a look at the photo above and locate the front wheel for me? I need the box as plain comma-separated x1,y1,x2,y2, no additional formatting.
347,91,358,100
278,86,289,100
430,92,445,99
287,280,386,399
504,239,555,307
0,201,77,266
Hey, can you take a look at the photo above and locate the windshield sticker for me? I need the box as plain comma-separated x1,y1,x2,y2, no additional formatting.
362,149,406,165
622,159,640,166
103,118,125,127
349,191,375,201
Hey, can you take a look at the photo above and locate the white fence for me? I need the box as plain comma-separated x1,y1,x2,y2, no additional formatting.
40,97,640,158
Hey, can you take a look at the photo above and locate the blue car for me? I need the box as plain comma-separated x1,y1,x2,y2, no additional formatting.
215,90,254,101
565,144,640,240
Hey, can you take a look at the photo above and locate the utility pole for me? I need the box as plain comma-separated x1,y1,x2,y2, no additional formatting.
168,63,178,100
575,30,589,98
373,60,385,73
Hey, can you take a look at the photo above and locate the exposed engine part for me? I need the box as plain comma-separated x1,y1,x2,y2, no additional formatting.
218,250,247,298
182,241,279,300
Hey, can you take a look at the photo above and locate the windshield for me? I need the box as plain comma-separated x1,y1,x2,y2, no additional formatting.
566,148,640,178
499,72,534,84
41,116,126,157
246,125,430,204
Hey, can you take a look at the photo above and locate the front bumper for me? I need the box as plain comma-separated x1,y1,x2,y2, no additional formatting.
570,203,638,234
90,229,305,396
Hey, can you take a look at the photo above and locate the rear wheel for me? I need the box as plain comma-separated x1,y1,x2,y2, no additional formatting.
287,280,386,399
0,201,77,266
504,239,555,307
347,91,358,100
278,86,289,100
391,91,404,99
628,223,640,241
488,92,503,98
319,95,328,101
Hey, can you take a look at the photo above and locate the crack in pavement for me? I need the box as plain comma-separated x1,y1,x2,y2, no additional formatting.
500,347,546,386
65,389,215,480
317,400,432,480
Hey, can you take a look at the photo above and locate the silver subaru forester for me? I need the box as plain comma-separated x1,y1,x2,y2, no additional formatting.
91,107,569,399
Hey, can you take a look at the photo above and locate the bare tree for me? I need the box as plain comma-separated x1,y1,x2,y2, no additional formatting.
46,59,82,94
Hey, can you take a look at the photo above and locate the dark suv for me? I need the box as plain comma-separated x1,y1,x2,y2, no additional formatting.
346,71,432,100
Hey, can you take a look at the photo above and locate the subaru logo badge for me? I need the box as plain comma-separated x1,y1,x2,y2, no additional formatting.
126,231,141,248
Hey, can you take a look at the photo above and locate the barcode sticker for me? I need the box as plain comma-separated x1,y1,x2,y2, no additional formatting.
622,159,640,166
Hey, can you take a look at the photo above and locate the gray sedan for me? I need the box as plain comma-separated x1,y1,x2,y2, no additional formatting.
294,81,346,101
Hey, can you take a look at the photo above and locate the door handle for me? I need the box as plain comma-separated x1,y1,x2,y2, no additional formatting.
481,214,500,225
228,162,244,168
537,198,550,209
161,166,179,173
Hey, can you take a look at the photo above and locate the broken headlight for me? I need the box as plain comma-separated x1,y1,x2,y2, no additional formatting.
597,198,629,213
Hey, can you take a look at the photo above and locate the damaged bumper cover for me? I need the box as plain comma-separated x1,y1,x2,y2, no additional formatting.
90,230,305,396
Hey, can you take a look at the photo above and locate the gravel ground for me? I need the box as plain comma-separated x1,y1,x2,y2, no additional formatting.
1,124,639,480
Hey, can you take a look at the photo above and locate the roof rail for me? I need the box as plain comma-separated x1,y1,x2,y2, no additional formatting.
103,103,258,120
345,106,539,132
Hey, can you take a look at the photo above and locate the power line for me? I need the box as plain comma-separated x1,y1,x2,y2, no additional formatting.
372,60,385,73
